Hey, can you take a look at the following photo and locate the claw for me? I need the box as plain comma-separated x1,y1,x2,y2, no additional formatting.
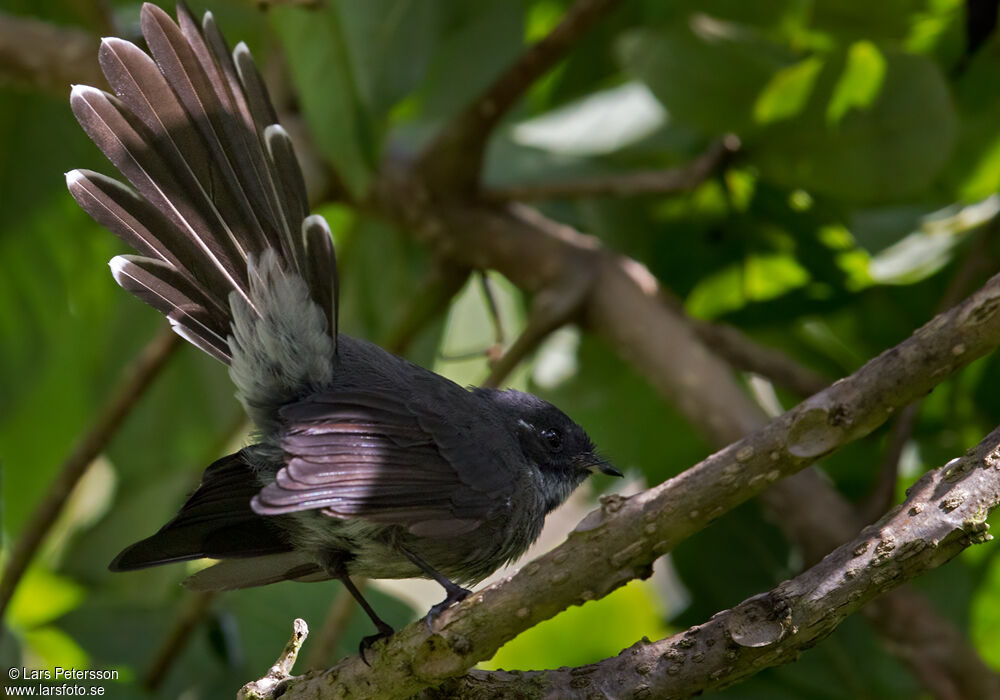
424,585,472,632
358,620,394,666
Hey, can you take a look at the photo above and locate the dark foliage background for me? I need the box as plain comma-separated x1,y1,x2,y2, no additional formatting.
2,0,1000,697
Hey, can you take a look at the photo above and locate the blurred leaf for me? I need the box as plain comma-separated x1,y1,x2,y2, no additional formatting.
335,0,444,119
409,1,525,126
755,49,956,202
618,16,791,135
754,55,824,124
8,568,85,629
944,34,1000,199
685,253,811,319
19,626,89,672
511,81,666,156
826,40,887,125
271,5,374,197
809,0,946,43
482,579,670,670
971,546,1000,668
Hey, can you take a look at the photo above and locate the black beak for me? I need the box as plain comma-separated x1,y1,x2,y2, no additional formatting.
578,454,622,478
599,462,624,477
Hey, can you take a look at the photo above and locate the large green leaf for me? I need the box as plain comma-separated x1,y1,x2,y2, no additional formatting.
754,48,956,202
618,18,791,135
271,5,375,197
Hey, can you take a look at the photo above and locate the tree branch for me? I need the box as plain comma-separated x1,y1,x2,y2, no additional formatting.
419,425,1000,698
416,0,625,191
142,591,216,692
265,242,1000,696
0,11,106,94
689,318,830,398
483,136,739,202
0,326,181,622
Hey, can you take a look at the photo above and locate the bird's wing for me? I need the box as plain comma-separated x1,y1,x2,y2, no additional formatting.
252,390,515,537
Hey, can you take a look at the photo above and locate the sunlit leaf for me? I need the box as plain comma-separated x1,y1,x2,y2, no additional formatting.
826,41,887,125
755,49,956,202
8,568,85,629
482,579,671,670
685,254,811,319
754,55,824,124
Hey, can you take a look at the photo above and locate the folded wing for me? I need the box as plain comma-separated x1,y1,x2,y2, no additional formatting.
253,391,514,537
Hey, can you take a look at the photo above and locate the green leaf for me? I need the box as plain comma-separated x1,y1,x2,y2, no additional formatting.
942,36,1000,199
618,17,792,135
335,0,444,119
826,41,887,125
754,55,825,124
685,253,811,319
271,6,374,197
482,579,670,669
411,1,525,124
8,568,85,629
754,49,956,202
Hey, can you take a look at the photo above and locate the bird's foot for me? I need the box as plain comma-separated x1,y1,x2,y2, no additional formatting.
358,620,394,666
424,584,472,632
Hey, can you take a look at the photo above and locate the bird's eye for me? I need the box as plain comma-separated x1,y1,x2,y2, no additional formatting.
540,428,563,451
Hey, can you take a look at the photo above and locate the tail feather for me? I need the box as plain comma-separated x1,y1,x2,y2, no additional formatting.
69,84,249,306
263,124,310,273
68,2,338,401
110,450,292,571
67,169,184,266
183,552,328,591
110,255,231,362
303,214,338,338
195,8,309,266
142,5,270,258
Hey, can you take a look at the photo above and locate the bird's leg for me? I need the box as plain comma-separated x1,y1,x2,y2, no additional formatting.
321,553,393,665
398,546,472,630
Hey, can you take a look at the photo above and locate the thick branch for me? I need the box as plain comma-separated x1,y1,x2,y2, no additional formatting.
0,327,180,621
0,11,106,94
421,427,1000,698
416,0,624,190
483,136,738,202
272,221,1000,696
689,318,830,398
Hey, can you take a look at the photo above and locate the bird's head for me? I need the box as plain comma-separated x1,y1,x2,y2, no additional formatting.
477,388,621,513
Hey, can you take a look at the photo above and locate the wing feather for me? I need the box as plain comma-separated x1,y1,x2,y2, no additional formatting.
252,391,512,534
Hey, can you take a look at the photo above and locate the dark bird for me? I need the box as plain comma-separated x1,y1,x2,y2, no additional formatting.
66,3,619,656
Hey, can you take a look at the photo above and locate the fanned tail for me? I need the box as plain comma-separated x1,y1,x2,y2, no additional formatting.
67,3,338,415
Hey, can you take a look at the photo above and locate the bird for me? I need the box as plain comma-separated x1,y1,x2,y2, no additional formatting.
66,2,619,658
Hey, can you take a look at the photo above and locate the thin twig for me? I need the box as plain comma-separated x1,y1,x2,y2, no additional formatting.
417,0,626,190
0,326,181,622
483,267,595,388
239,619,309,700
690,319,830,398
142,591,217,691
382,263,470,356
305,584,363,671
483,136,739,202
478,273,506,348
